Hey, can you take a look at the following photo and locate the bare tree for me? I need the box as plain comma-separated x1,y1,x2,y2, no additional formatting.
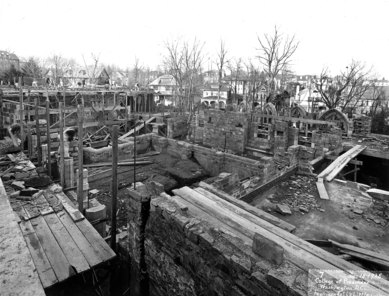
215,40,228,107
227,58,242,105
314,61,373,112
46,54,72,87
164,38,204,113
369,82,387,116
257,26,299,101
82,53,101,86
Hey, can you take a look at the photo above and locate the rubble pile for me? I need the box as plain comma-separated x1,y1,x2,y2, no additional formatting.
267,175,324,215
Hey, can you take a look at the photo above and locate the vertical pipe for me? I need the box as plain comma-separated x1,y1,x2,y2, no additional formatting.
19,77,24,150
35,97,42,166
59,102,65,188
77,104,84,212
46,98,51,178
111,125,118,251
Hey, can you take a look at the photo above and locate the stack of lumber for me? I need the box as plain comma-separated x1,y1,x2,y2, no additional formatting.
171,186,389,294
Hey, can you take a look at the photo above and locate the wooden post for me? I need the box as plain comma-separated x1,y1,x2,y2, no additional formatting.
35,97,42,166
0,89,3,128
19,77,24,150
111,125,118,251
125,94,129,132
102,92,105,122
26,90,32,158
46,98,51,178
77,104,84,212
59,102,65,188
354,162,357,182
63,89,66,128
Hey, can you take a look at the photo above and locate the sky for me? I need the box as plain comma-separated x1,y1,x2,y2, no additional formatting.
1,0,389,78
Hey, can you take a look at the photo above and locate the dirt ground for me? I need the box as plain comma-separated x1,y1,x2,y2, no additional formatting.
250,174,389,256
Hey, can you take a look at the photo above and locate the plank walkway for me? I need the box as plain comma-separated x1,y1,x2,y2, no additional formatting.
0,178,46,296
3,181,116,290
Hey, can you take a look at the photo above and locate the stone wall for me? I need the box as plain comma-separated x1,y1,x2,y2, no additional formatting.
203,110,248,154
151,135,278,184
311,128,342,157
126,184,306,296
83,134,152,163
167,115,190,139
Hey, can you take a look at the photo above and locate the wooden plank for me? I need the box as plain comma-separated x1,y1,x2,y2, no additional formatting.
83,160,152,168
111,125,118,251
118,117,155,140
77,104,84,212
316,178,330,200
58,210,101,266
325,155,363,166
76,219,116,263
325,145,365,181
30,215,74,282
318,145,366,180
330,240,389,263
55,191,115,262
56,192,84,222
197,182,296,232
173,186,389,293
43,212,90,273
338,250,389,269
19,219,58,288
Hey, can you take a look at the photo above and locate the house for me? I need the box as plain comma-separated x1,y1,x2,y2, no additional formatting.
292,86,325,113
149,74,177,106
0,50,20,85
201,83,230,109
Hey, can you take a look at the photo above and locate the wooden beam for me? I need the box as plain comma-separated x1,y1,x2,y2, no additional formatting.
324,145,366,182
110,125,118,252
77,104,84,212
197,182,296,232
19,77,24,150
171,187,389,294
35,97,42,166
325,155,363,166
59,102,65,188
118,117,155,140
318,145,364,180
316,178,329,200
46,98,51,178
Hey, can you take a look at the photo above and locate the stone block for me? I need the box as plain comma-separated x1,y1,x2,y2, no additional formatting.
252,233,284,266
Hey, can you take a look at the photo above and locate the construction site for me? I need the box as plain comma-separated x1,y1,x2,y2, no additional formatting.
0,85,389,296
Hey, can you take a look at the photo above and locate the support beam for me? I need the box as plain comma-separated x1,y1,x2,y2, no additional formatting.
45,98,51,178
324,145,366,182
77,104,84,212
59,102,65,188
110,125,118,251
19,77,24,150
35,97,42,166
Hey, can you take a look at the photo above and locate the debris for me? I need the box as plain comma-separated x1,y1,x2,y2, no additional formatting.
89,189,100,195
20,188,39,196
366,188,389,202
353,208,363,215
299,206,309,213
11,181,25,190
276,204,292,215
352,225,358,230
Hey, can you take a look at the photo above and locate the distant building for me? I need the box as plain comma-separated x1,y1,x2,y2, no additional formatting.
0,50,20,72
201,83,230,109
149,74,177,106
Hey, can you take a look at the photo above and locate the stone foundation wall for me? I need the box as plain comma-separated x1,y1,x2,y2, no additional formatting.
151,135,277,184
311,129,342,156
126,184,306,296
83,134,152,163
203,110,248,154
167,116,190,139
